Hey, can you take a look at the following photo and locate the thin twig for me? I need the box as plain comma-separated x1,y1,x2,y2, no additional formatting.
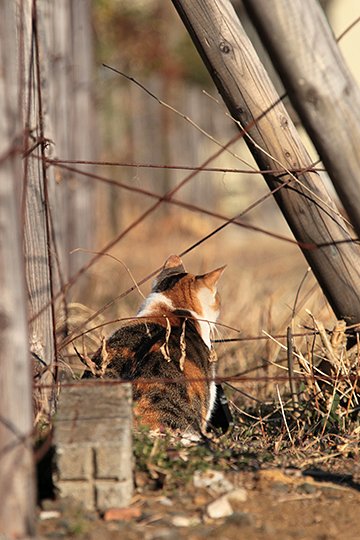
276,385,294,445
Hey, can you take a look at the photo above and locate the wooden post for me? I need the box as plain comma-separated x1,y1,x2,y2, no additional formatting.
171,0,360,327
18,0,96,415
22,0,57,415
67,0,95,283
0,1,36,536
243,0,360,240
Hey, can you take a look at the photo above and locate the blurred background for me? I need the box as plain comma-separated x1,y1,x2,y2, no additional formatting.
55,0,360,394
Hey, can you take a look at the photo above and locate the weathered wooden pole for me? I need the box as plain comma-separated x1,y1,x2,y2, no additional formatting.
31,0,95,308
67,0,95,283
243,0,360,240
171,0,360,327
0,2,36,536
23,0,57,415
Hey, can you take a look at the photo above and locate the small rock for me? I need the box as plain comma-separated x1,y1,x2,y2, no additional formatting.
193,469,234,494
298,482,318,494
227,487,248,504
158,496,173,507
39,510,61,520
103,506,142,521
207,496,233,519
171,515,200,527
172,515,191,527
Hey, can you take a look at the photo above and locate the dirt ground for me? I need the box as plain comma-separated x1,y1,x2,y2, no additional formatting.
37,451,360,540
38,232,360,540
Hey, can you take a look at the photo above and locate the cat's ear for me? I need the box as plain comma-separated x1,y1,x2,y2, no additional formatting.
163,255,186,273
198,265,226,290
152,255,186,291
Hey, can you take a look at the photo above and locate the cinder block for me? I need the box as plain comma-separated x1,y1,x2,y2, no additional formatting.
95,479,133,511
56,445,93,480
95,438,132,480
53,381,134,512
56,481,95,511
55,382,132,445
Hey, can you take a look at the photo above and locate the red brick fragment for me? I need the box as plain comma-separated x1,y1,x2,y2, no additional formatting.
103,506,141,521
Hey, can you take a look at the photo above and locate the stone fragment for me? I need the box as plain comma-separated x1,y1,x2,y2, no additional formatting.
171,515,201,527
227,487,248,505
206,496,233,519
158,497,173,507
172,516,192,527
193,469,234,494
39,510,61,520
298,482,318,494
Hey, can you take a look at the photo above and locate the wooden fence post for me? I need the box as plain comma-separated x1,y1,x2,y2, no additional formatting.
67,0,95,283
22,0,57,416
243,0,360,240
171,0,360,328
0,2,36,536
21,0,95,413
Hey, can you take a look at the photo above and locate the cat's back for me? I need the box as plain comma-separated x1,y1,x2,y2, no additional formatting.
90,316,212,434
86,255,227,436
92,316,211,382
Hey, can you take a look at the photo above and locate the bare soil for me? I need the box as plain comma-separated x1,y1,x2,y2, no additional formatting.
41,231,359,539
37,448,359,540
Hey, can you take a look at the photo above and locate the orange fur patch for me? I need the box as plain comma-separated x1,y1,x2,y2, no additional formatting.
183,360,207,424
134,395,162,430
163,275,203,316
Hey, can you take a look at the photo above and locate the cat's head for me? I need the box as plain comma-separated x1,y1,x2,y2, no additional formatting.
152,255,225,325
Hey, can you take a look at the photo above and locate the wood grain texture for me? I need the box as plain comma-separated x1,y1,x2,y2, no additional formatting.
67,0,95,282
22,0,56,414
0,2,35,536
244,0,360,240
172,0,360,327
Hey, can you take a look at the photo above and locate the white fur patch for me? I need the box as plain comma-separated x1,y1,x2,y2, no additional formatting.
191,287,220,349
137,286,219,351
206,380,217,422
137,292,174,316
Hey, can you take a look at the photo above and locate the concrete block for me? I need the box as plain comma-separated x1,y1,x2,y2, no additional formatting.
56,481,95,511
56,445,93,480
53,381,133,511
95,438,132,480
55,382,132,445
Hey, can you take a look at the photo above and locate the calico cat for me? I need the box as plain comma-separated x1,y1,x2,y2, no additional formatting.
85,255,231,439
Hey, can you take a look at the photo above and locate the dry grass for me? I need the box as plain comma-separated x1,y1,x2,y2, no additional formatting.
49,211,359,466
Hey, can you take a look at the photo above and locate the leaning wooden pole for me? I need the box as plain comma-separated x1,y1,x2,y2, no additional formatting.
0,2,36,536
171,0,360,328
243,0,360,241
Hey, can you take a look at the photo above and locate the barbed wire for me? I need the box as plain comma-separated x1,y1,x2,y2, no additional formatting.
16,2,360,431
45,158,328,175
